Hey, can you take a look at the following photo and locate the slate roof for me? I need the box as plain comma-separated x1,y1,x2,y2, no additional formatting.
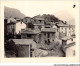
69,25,75,28
45,25,51,27
35,18,44,20
21,29,41,34
41,28,56,32
32,21,44,25
9,39,37,49
56,24,69,27
9,39,34,44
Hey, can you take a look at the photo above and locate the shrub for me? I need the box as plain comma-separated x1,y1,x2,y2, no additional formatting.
38,40,61,50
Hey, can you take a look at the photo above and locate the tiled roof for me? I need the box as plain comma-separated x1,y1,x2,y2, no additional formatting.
21,29,41,34
9,39,35,45
33,23,44,25
9,39,37,49
45,25,51,27
51,22,55,25
41,28,56,32
57,24,69,27
32,20,44,25
35,18,44,20
69,25,75,28
46,22,55,24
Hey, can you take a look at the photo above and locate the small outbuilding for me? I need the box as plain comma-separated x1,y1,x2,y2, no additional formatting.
9,39,37,57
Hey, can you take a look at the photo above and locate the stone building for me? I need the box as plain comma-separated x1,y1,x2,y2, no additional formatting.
40,28,57,44
61,36,75,57
15,21,26,34
56,23,75,39
9,39,36,57
7,18,16,35
21,20,58,45
56,23,70,39
6,17,26,37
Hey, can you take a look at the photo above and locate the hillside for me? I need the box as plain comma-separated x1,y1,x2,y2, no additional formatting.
33,14,62,24
54,10,75,25
4,6,26,19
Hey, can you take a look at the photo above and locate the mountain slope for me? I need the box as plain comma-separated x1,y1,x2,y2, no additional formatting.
4,6,26,19
54,10,75,25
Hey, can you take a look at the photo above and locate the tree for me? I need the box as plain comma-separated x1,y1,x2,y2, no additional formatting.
64,21,67,24
33,14,61,24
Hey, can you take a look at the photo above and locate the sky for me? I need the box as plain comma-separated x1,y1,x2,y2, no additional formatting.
3,0,77,18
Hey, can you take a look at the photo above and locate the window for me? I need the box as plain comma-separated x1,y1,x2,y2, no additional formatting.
27,23,34,29
57,29,58,32
71,38,73,41
65,33,66,36
65,30,67,33
21,22,22,24
27,34,31,37
39,20,41,23
39,34,41,38
73,50,75,56
48,33,50,38
11,25,12,29
44,33,46,36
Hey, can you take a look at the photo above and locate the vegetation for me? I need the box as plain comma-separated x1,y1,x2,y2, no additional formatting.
5,40,17,57
36,40,65,57
33,14,65,24
37,40,61,50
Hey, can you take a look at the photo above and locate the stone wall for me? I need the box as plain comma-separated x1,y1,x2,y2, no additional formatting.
16,44,30,57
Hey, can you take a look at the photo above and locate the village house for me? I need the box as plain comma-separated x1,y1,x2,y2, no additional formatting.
55,22,75,39
61,36,75,57
56,23,71,39
41,28,57,44
21,28,41,43
7,17,16,35
6,17,26,37
21,18,59,45
33,18,45,30
21,18,45,43
69,25,75,36
25,17,45,30
22,17,31,24
15,20,26,34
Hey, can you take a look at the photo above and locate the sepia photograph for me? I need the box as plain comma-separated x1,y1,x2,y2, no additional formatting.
0,0,79,63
